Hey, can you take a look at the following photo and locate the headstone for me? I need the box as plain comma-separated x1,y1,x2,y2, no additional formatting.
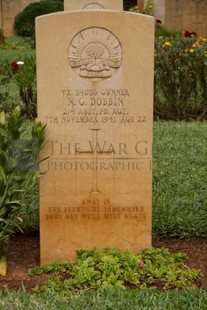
153,0,165,23
165,0,183,32
1,0,18,36
165,0,207,37
64,0,123,11
183,0,207,36
36,10,154,264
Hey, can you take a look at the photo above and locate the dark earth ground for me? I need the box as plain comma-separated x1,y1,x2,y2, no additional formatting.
0,230,206,292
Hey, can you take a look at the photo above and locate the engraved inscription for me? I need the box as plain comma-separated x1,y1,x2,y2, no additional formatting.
45,200,146,222
76,128,113,195
44,87,147,126
68,28,122,81
83,3,105,9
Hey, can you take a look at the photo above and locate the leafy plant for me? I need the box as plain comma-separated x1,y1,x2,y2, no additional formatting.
154,36,207,120
143,0,154,15
29,247,203,295
0,56,37,119
11,56,37,119
129,5,139,12
28,261,71,276
0,107,46,258
129,0,154,15
14,0,63,37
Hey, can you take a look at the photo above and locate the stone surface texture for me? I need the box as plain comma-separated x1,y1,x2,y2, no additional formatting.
36,10,154,264
64,0,123,11
165,0,207,36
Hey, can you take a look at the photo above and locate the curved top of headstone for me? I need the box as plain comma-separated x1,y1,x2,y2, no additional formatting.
64,0,123,11
83,3,104,9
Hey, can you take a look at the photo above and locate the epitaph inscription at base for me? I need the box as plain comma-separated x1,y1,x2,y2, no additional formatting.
36,11,154,264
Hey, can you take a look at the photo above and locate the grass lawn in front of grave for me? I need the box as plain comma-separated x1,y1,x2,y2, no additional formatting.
0,287,207,309
153,121,207,238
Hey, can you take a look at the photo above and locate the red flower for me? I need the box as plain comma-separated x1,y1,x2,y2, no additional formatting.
184,31,191,37
184,31,197,38
156,19,162,24
11,61,19,69
190,31,197,37
137,261,145,268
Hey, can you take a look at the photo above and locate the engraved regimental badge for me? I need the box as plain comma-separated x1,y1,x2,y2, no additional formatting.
83,3,104,9
68,27,122,81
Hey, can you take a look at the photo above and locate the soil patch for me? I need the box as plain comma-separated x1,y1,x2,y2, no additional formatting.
0,230,206,291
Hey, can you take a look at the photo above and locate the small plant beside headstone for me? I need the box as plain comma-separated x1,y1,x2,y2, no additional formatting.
0,107,46,275
28,247,203,293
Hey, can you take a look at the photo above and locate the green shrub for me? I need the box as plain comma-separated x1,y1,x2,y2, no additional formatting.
154,36,207,120
13,0,63,37
0,107,46,258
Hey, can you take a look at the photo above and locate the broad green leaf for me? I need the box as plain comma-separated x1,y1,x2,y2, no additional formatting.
0,128,9,138
0,256,7,276
0,111,5,125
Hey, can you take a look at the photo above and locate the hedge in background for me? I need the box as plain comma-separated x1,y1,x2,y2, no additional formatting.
13,1,63,37
154,36,207,121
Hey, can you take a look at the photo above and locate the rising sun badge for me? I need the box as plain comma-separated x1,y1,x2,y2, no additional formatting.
68,27,122,81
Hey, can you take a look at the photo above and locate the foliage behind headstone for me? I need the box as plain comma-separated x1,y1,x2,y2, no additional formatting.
154,36,207,120
14,1,63,37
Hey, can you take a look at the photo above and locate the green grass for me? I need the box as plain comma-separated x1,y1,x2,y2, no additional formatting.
153,121,207,238
0,288,207,309
0,36,35,60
